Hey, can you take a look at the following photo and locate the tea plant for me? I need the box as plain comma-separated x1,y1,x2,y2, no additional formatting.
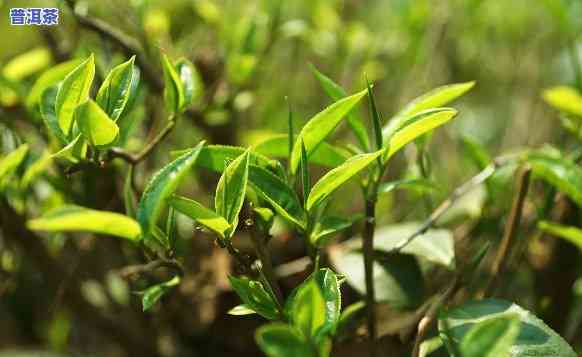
0,45,578,357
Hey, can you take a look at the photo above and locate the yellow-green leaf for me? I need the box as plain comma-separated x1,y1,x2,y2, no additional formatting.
542,86,582,117
215,151,250,237
307,149,384,211
290,89,367,174
76,100,119,148
27,205,141,241
3,47,51,81
384,108,458,162
55,54,95,136
0,144,28,182
538,221,582,252
27,58,84,108
169,195,230,239
383,81,474,141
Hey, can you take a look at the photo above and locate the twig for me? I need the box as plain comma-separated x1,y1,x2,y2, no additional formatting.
117,258,184,279
480,167,531,297
362,197,378,356
109,118,175,164
248,207,285,309
389,155,515,254
411,274,461,357
64,0,163,91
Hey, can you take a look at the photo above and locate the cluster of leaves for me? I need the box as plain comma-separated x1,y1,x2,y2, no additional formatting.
2,49,582,357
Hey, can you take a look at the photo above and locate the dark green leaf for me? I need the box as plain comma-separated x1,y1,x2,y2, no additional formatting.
290,89,368,173
142,276,180,311
40,85,68,144
366,78,383,151
96,56,138,121
256,323,316,357
330,248,424,308
124,166,136,218
215,150,250,236
439,299,576,357
300,140,310,205
137,142,204,239
27,205,141,241
458,315,520,357
289,268,341,339
228,275,280,320
248,165,307,229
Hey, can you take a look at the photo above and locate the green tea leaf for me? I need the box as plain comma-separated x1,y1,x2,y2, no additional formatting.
329,247,424,308
538,220,582,251
290,89,368,173
228,275,280,320
175,58,202,108
307,149,384,211
215,151,250,236
169,195,230,239
256,323,316,357
96,56,138,121
311,215,362,247
384,108,457,161
542,86,582,117
248,165,307,229
458,315,520,357
172,145,274,173
27,58,83,108
310,64,370,150
0,144,28,182
27,205,141,241
137,142,204,239
527,153,582,207
372,223,455,269
51,134,87,163
142,276,180,311
228,304,257,316
366,78,383,151
289,268,341,339
20,150,52,190
253,134,351,168
3,47,51,81
382,81,474,141
55,54,95,136
439,299,576,357
75,100,119,148
300,140,310,205
161,53,184,114
378,178,438,196
40,85,68,144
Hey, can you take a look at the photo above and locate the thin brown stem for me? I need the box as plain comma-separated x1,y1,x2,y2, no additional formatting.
248,209,285,309
109,118,176,164
480,166,531,297
411,274,461,357
388,155,516,254
363,196,377,356
117,258,184,279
